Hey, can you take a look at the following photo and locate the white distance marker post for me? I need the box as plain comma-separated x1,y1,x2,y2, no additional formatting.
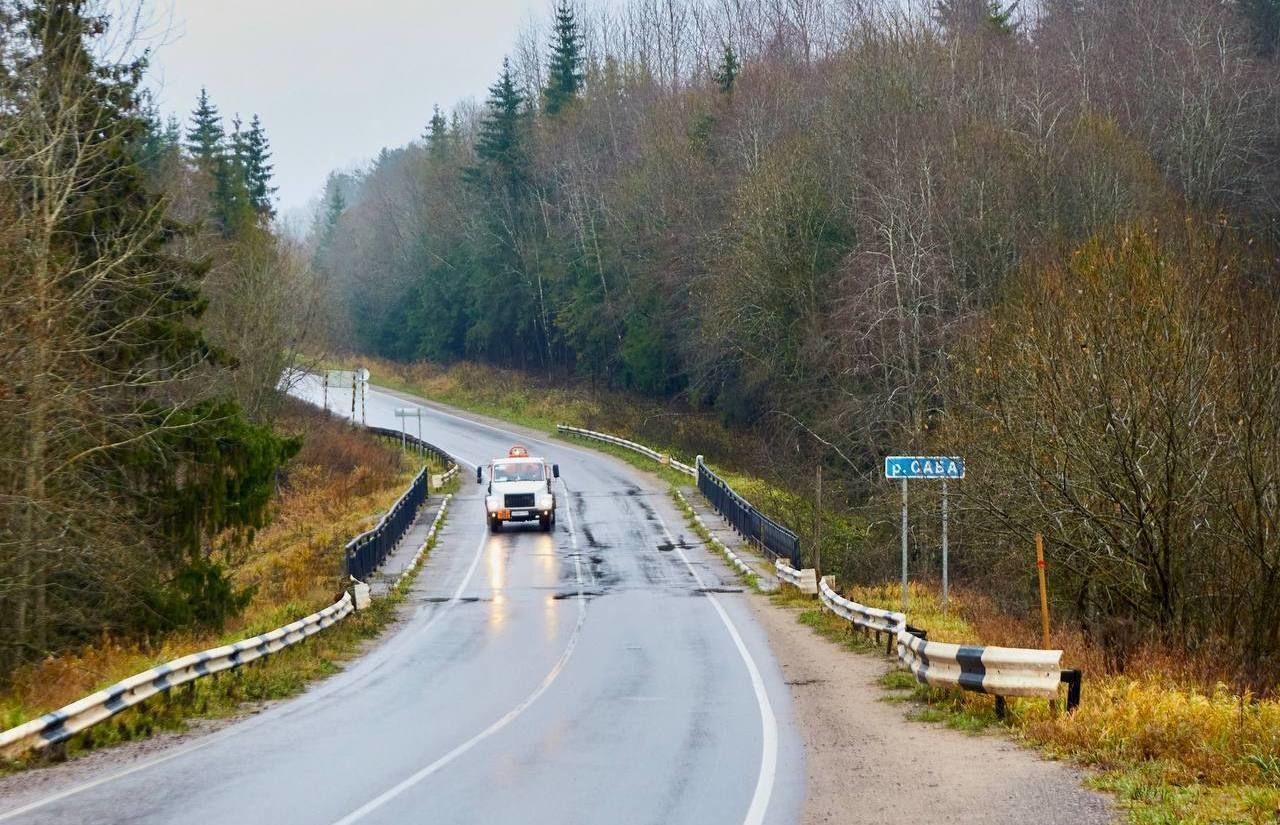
884,456,966,615
357,368,370,426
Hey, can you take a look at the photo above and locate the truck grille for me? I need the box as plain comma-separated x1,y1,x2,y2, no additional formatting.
504,493,536,509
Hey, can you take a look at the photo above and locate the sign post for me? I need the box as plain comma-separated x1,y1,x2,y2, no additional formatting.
900,477,909,613
884,456,966,614
394,407,422,452
941,477,949,612
357,368,370,426
814,464,823,584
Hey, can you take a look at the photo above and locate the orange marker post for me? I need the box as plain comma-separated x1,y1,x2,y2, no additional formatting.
1036,532,1051,649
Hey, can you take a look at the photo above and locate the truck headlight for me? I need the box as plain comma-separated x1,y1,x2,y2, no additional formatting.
537,494,553,510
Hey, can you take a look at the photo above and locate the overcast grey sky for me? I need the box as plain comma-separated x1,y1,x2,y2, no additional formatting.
142,0,539,223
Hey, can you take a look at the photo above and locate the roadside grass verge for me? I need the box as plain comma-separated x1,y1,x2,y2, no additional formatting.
0,401,440,770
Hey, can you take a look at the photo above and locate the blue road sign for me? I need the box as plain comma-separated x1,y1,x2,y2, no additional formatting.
884,456,965,480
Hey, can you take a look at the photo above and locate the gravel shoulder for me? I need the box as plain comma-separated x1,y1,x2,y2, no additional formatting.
745,595,1117,825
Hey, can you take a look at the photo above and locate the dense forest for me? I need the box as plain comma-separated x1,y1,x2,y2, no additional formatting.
317,0,1280,681
0,2,321,679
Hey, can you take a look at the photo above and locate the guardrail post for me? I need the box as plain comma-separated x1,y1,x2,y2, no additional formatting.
900,624,927,657
1060,669,1082,713
995,696,1007,720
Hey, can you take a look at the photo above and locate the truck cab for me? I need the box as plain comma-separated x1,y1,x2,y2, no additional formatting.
478,446,560,533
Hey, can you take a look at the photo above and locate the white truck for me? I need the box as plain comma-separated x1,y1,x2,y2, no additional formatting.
477,446,560,533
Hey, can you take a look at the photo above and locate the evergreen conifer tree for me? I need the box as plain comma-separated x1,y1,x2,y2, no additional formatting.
474,59,529,188
934,0,1019,35
712,43,739,95
185,86,223,170
425,104,450,158
213,115,252,233
241,114,277,218
543,1,584,116
313,174,348,268
3,1,293,645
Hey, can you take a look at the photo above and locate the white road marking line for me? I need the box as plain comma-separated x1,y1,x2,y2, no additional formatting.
654,511,779,825
327,480,586,825
0,508,493,822
411,527,488,640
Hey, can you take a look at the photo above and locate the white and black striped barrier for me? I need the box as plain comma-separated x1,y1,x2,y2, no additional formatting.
897,627,1082,713
775,559,818,595
0,593,354,759
818,576,1082,712
556,425,697,478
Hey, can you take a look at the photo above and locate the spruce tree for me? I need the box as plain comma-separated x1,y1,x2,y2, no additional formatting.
3,1,292,645
137,97,181,177
425,104,450,158
313,174,348,269
240,114,277,217
543,1,584,116
712,43,739,95
474,59,528,188
185,87,224,170
934,0,1019,36
214,115,252,233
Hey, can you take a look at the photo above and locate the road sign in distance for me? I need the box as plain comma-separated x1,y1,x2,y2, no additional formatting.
884,456,965,480
325,369,356,385
394,407,422,418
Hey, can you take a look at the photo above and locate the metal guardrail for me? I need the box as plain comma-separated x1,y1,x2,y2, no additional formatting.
819,576,905,635
367,425,458,472
555,425,696,477
0,593,354,759
774,559,818,594
675,490,764,584
819,575,907,654
819,575,1080,710
344,467,428,581
556,424,801,568
896,630,1067,703
345,428,460,581
698,457,801,568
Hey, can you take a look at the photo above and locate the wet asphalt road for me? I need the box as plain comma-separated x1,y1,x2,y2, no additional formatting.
0,378,804,825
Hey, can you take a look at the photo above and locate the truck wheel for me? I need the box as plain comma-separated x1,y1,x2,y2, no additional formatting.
489,518,502,534
539,515,552,532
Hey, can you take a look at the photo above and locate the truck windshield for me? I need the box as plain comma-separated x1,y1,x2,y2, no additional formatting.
492,462,544,482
